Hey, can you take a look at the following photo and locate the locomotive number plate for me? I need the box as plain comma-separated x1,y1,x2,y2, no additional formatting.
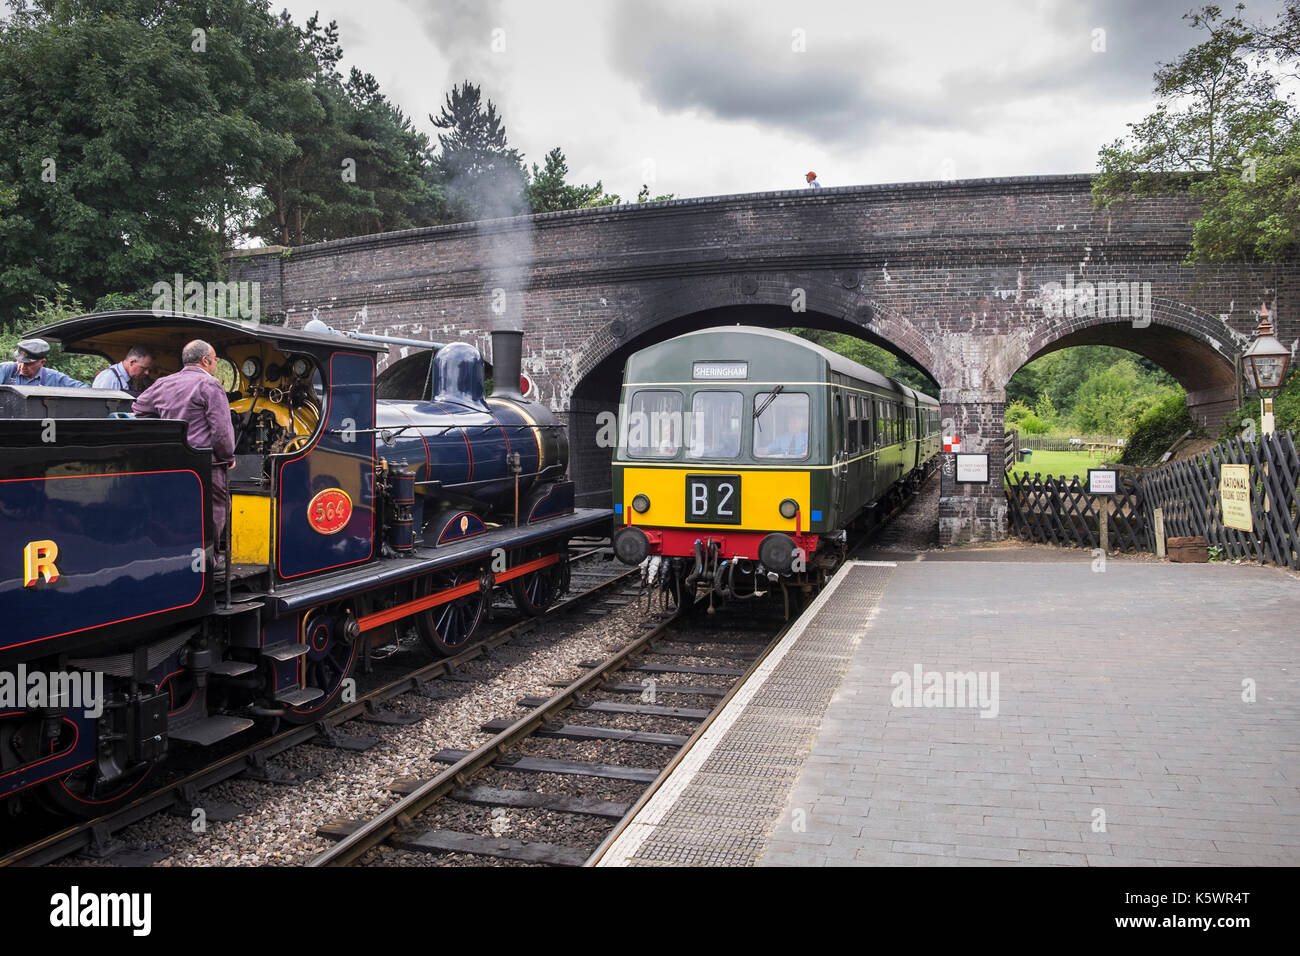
308,488,353,535
685,474,741,525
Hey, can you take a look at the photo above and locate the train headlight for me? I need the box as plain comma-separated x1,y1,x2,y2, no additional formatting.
779,498,799,519
632,494,650,514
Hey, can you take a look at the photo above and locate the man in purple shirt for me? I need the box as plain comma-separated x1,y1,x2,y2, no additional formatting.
133,340,236,559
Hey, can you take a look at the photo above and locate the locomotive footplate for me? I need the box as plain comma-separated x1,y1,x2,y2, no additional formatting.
264,507,613,615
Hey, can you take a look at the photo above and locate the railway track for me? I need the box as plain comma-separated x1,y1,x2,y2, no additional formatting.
311,602,791,867
0,543,631,868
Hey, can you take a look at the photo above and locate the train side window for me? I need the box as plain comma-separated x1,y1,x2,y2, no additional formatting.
753,391,810,459
834,394,845,456
626,389,683,458
847,395,859,453
687,391,742,459
874,400,883,448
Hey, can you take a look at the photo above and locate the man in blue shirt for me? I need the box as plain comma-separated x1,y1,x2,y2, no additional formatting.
806,171,822,189
92,345,155,395
0,339,88,388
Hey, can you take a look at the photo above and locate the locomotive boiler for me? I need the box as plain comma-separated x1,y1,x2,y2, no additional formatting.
0,310,607,816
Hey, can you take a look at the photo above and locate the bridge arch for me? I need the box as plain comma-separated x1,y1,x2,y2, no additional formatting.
565,288,939,508
1007,299,1243,431
568,276,938,391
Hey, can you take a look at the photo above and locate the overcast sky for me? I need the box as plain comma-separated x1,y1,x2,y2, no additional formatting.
275,0,1286,200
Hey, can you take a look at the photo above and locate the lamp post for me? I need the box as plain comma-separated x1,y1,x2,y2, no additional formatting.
1242,302,1291,524
1242,302,1290,437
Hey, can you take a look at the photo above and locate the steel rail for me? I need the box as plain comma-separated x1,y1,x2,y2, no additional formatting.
310,605,686,866
1,557,631,868
583,613,795,866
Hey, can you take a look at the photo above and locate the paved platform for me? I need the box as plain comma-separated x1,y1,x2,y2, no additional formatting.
595,549,1300,866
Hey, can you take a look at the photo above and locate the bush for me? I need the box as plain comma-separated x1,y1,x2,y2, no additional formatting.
0,287,106,383
1218,368,1300,442
1121,392,1202,465
1005,401,1033,425
1017,413,1051,435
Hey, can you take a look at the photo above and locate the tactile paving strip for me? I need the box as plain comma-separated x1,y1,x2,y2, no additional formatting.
596,561,895,866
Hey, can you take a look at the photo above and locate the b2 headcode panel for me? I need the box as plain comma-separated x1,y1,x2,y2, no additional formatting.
685,474,742,524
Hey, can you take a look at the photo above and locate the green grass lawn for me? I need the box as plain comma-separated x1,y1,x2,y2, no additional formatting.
1005,449,1117,480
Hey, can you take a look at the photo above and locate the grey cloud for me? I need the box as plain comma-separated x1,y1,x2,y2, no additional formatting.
608,0,1290,149
938,0,1291,109
607,4,957,147
399,0,505,87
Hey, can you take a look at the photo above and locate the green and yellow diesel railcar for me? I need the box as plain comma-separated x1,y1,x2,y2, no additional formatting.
612,327,940,605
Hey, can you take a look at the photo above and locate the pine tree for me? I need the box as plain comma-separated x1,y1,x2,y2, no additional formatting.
430,81,528,222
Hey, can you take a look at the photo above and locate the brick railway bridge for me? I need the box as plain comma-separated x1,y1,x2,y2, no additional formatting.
228,174,1299,544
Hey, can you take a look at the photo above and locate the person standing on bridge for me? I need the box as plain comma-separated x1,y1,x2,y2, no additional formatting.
806,171,822,189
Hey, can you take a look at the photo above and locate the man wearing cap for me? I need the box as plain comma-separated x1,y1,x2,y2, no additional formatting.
133,340,236,563
806,171,822,189
0,339,89,387
92,345,155,396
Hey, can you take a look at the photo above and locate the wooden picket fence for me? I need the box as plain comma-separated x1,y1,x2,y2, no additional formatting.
1005,471,1148,552
1140,430,1300,570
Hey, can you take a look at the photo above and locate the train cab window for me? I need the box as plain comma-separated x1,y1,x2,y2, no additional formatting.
687,391,742,459
753,392,809,459
215,357,238,392
626,389,684,458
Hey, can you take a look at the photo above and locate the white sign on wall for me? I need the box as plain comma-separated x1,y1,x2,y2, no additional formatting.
955,453,989,483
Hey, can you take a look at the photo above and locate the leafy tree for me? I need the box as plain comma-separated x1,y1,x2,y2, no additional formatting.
256,21,441,245
0,0,305,310
429,81,528,222
1093,3,1300,261
527,147,606,212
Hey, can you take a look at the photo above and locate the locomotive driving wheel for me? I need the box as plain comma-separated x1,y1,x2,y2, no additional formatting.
415,566,488,656
509,544,569,617
284,604,361,723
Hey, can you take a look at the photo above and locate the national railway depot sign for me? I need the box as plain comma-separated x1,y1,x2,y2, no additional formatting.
1219,463,1253,532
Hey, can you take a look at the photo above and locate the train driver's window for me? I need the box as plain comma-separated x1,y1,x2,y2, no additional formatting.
626,389,683,458
753,392,809,459
687,391,742,459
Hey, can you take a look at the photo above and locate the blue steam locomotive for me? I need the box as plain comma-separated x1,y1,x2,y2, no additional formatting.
0,310,607,815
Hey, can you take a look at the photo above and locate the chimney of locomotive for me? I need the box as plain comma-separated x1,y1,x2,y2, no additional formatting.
490,326,524,400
